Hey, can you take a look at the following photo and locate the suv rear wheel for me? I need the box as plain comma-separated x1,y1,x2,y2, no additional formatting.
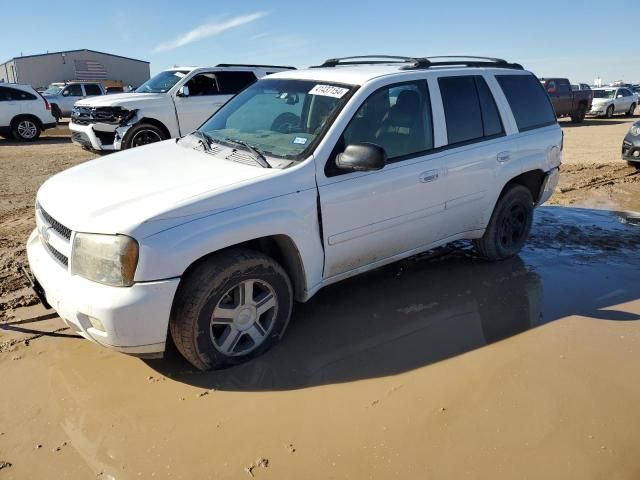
122,123,166,149
11,117,41,142
474,184,534,261
170,248,293,370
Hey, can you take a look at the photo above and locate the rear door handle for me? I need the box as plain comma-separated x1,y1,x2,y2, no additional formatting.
497,151,511,163
419,170,439,183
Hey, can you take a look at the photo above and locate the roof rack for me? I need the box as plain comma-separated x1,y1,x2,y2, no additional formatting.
313,56,431,69
313,55,523,70
216,63,296,70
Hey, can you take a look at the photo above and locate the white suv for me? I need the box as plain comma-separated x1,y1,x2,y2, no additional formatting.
26,56,562,369
0,84,57,141
68,64,294,151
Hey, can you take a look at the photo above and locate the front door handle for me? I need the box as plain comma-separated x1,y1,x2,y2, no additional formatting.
419,170,439,183
497,151,511,163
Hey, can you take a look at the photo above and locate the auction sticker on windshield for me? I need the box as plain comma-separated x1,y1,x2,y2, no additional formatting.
309,85,349,98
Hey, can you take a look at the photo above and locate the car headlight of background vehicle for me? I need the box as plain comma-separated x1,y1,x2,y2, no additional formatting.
630,125,640,136
71,233,139,287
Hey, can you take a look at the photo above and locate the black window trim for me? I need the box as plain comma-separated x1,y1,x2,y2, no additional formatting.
437,74,506,150
326,79,435,177
496,73,558,133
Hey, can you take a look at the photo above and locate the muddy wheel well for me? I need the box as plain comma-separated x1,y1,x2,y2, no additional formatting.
138,117,171,139
502,170,545,203
181,235,307,302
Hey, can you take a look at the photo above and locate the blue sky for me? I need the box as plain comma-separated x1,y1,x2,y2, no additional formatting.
2,0,639,83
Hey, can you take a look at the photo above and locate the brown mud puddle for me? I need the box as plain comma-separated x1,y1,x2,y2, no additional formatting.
1,206,640,479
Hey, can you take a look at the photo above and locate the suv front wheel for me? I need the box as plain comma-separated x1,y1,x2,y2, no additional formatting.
474,184,534,261
122,123,166,149
170,248,293,370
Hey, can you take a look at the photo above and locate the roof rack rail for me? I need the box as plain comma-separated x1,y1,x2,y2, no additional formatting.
215,63,296,70
312,55,431,69
312,55,523,70
421,56,523,70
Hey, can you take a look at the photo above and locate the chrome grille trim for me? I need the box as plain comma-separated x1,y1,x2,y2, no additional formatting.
38,205,71,240
36,203,72,268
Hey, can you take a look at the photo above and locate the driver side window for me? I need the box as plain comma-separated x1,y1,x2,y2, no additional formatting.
64,84,83,96
329,80,432,175
185,73,220,96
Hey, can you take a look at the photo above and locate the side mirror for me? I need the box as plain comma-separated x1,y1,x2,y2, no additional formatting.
617,94,623,98
336,143,387,172
547,87,556,94
62,90,70,97
177,85,190,97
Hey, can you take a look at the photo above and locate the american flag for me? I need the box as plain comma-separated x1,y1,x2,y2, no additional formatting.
74,59,108,80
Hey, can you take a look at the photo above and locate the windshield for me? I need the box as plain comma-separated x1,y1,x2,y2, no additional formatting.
593,89,615,99
135,70,189,93
199,79,355,161
43,85,63,95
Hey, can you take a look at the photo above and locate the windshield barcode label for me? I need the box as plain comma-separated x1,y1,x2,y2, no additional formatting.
309,85,349,98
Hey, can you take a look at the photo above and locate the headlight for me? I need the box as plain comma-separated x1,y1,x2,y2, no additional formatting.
71,233,139,287
631,126,640,136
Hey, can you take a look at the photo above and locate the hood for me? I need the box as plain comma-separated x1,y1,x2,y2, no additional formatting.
37,140,282,237
592,96,613,105
74,92,168,108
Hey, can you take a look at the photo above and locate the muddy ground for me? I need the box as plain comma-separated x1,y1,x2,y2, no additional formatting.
1,118,640,479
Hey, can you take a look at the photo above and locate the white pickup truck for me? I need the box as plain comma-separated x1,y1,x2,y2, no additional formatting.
27,56,562,370
69,64,294,151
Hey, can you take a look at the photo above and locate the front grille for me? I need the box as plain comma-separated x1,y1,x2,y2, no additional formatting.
43,240,69,267
71,106,125,125
37,204,72,267
39,206,71,240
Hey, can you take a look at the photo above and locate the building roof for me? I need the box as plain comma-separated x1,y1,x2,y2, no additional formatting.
1,49,149,66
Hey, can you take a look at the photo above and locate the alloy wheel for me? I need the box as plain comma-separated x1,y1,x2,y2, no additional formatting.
210,279,278,356
17,120,37,139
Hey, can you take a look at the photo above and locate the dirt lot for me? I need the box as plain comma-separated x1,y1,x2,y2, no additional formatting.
1,119,640,479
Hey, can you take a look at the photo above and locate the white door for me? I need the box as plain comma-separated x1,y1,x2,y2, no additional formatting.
174,70,257,134
432,74,512,237
318,80,448,279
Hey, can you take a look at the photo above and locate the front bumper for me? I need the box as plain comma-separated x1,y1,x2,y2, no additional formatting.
69,122,120,151
26,229,180,356
622,137,640,163
536,167,560,206
587,104,608,116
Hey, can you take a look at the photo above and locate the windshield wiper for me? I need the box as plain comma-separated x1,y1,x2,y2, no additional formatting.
224,137,271,168
187,130,213,151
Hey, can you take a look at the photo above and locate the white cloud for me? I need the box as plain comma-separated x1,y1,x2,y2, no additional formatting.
154,12,268,52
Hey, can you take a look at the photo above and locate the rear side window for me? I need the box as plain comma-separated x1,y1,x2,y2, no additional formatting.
496,74,556,132
0,87,36,101
84,84,102,95
439,75,504,145
216,71,257,95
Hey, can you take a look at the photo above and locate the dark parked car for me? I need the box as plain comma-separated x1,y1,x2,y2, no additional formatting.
540,78,593,123
622,120,640,168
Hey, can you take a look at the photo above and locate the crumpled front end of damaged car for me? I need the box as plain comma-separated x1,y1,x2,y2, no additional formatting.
70,106,140,150
71,106,137,126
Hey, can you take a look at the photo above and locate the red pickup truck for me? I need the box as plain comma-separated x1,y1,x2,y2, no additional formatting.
540,78,593,123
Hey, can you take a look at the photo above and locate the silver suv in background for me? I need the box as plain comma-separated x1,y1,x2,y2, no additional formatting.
42,82,106,120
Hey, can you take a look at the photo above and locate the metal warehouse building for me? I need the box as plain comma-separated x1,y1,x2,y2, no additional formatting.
0,49,150,90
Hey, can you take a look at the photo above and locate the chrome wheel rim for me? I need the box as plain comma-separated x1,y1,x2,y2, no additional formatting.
131,129,161,147
17,120,37,139
210,279,278,356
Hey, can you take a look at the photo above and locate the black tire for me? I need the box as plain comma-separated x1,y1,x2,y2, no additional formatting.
605,105,614,119
626,103,636,117
474,184,534,261
570,104,586,123
11,116,41,142
51,104,62,121
627,161,640,169
170,248,293,370
122,123,166,149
